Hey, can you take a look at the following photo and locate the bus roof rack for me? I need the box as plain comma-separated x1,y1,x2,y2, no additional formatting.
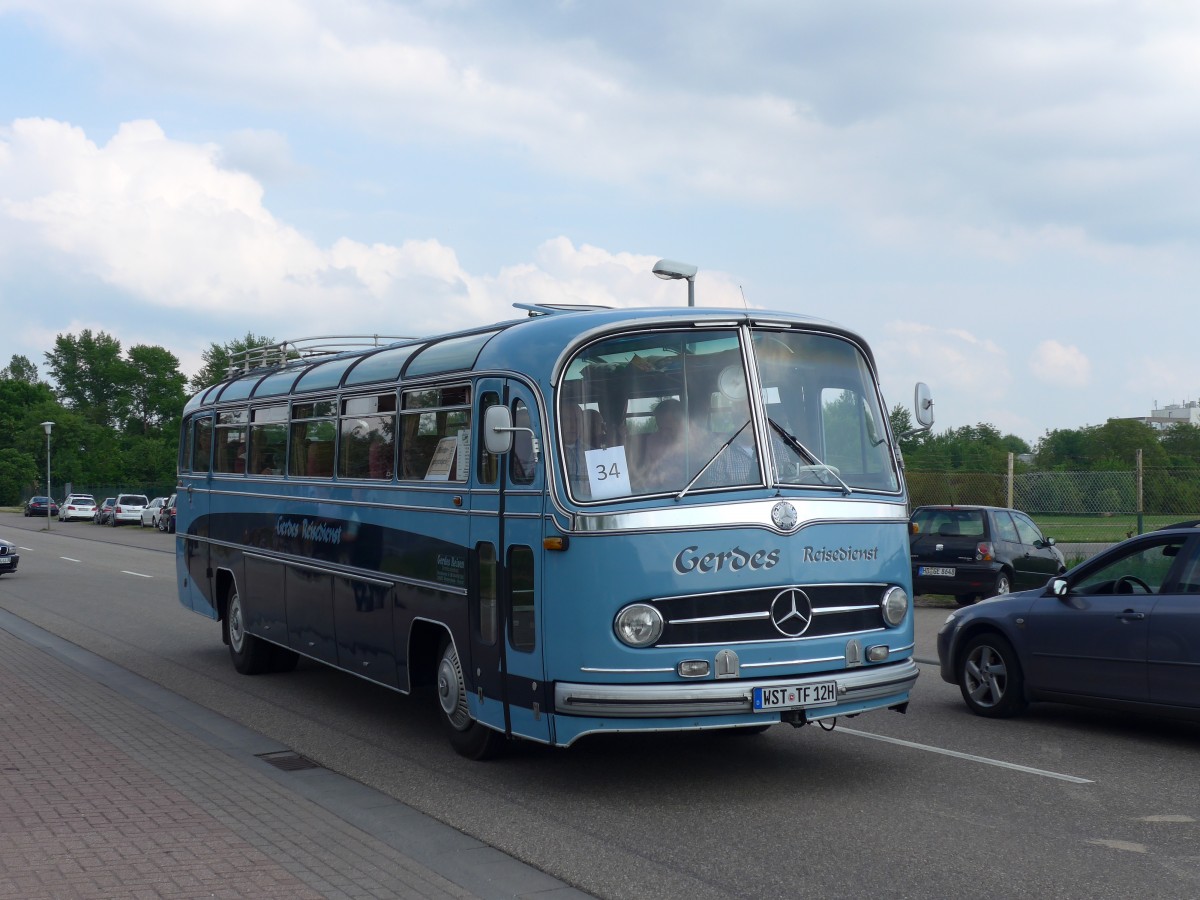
228,334,417,376
514,302,613,317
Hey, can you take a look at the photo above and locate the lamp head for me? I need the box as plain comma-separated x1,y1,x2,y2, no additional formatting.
41,421,54,435
652,259,698,281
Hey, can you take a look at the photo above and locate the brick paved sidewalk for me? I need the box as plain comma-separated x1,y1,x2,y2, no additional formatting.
0,616,588,900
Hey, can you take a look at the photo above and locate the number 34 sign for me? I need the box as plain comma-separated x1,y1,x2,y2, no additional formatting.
584,446,632,499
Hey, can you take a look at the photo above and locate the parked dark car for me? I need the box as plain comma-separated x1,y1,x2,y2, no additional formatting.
158,493,177,533
938,521,1200,721
0,535,18,576
24,496,59,517
910,505,1065,606
94,497,116,525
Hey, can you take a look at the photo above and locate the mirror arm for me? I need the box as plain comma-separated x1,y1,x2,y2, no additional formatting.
490,425,540,463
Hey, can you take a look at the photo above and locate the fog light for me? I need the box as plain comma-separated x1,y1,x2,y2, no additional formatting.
866,645,889,662
678,660,710,678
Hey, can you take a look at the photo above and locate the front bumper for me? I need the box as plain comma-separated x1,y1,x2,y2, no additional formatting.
554,658,919,718
0,553,19,574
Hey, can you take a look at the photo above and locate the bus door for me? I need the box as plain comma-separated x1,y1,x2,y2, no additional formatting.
179,412,215,617
469,378,550,744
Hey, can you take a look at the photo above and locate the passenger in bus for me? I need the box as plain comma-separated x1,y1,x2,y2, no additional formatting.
560,404,590,494
583,408,607,450
638,398,689,491
259,452,279,475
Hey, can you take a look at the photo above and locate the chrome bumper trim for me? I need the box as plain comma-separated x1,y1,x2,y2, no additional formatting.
554,659,918,718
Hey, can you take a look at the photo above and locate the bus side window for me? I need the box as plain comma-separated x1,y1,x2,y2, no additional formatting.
477,542,497,644
510,400,535,485
192,416,212,473
508,545,535,652
477,391,500,485
213,410,248,475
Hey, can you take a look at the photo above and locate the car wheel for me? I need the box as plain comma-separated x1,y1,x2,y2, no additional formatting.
436,637,507,760
993,571,1011,596
957,632,1027,718
224,587,273,675
955,595,977,607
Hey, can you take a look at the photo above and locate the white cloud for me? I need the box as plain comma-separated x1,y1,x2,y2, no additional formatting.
9,0,1200,253
0,117,750,381
1029,339,1091,388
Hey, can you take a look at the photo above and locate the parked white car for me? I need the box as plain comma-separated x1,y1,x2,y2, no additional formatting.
141,497,167,528
59,494,98,522
111,493,149,527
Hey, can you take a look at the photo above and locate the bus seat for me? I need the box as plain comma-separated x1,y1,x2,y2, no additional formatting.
307,441,334,477
368,440,392,479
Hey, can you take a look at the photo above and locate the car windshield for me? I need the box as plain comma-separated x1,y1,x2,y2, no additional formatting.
558,326,898,501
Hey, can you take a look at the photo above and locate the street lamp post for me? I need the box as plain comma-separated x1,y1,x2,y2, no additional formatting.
41,421,54,531
652,259,698,307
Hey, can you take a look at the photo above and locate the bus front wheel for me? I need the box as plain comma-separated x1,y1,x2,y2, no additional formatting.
225,588,273,675
436,638,507,760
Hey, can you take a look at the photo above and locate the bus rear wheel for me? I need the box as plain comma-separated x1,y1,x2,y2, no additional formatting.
436,638,507,760
225,587,273,675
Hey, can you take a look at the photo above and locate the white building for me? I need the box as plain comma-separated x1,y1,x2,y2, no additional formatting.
1145,401,1200,429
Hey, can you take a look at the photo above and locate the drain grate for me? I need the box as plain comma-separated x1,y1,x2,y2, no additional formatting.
256,750,321,771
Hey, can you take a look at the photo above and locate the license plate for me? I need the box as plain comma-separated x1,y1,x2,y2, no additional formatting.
0,557,9,564
919,566,955,577
753,681,838,711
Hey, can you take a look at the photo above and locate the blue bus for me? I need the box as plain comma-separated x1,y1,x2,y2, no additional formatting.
174,305,934,758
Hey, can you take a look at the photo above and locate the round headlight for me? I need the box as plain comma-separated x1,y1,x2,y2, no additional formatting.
881,586,909,627
614,603,664,647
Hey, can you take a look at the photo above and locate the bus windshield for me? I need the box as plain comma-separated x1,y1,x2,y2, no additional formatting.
558,326,898,501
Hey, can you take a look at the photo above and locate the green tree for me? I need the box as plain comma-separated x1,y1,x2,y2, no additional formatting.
0,448,38,505
1159,422,1200,467
190,332,277,392
126,344,187,434
3,354,39,383
44,330,132,428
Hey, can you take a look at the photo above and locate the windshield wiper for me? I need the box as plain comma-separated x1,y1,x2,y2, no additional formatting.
675,420,753,501
768,419,852,495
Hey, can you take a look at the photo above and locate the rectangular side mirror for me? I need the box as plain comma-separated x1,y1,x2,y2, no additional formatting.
483,405,514,455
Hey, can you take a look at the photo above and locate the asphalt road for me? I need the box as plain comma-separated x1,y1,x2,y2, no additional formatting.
2,511,1198,899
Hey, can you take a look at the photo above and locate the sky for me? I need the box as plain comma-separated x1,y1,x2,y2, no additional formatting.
2,0,1198,445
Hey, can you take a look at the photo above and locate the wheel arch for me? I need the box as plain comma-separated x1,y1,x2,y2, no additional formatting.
407,617,455,691
214,567,239,643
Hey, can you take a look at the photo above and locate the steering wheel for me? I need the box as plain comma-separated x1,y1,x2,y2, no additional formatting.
1115,575,1151,594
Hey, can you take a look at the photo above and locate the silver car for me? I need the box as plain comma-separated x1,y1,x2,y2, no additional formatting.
59,494,98,522
111,494,149,527
141,497,167,528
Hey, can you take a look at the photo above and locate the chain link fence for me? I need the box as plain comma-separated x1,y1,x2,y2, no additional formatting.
907,465,1200,543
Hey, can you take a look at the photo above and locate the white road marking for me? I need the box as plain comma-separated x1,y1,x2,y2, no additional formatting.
60,557,81,562
121,570,153,579
837,726,1094,783
20,546,34,551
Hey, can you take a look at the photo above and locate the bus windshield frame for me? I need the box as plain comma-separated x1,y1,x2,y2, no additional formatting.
556,324,899,503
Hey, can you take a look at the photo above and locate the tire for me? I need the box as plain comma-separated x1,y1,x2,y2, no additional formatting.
993,571,1011,597
436,638,507,760
957,632,1027,718
954,595,977,607
225,587,273,675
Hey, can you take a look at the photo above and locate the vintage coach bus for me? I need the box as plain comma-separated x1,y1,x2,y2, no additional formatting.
174,304,934,758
